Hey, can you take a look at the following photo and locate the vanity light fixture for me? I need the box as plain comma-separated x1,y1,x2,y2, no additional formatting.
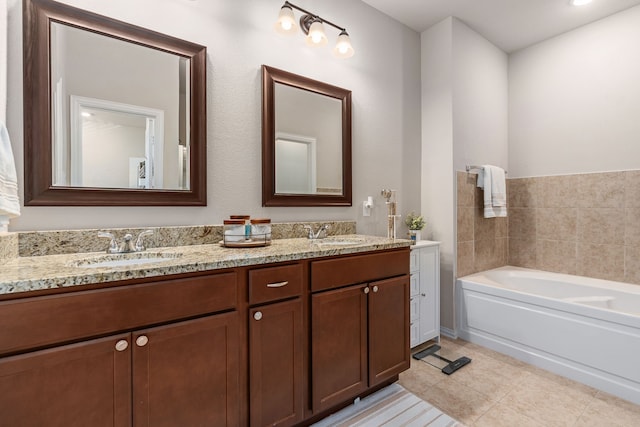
274,1,354,58
570,0,592,5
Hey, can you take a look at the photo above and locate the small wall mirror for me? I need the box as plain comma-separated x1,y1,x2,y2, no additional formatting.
23,0,206,206
262,65,352,207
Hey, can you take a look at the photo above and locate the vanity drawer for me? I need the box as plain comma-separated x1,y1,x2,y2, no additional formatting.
249,263,303,305
311,249,409,292
0,272,237,356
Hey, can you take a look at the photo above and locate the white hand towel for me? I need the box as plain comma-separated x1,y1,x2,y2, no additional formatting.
0,122,20,222
476,165,507,218
1,0,7,124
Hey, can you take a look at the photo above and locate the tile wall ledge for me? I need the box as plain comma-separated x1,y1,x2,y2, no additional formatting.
0,221,356,259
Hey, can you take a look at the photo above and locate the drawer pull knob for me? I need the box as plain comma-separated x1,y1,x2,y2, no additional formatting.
254,311,263,321
136,335,149,347
267,281,289,288
364,287,370,294
421,293,427,297
115,340,128,352
373,285,379,293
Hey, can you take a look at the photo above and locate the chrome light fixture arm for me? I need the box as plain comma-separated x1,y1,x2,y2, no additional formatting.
283,1,346,34
276,1,355,58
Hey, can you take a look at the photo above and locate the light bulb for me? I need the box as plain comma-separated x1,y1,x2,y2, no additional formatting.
274,5,297,35
333,31,354,58
305,20,327,46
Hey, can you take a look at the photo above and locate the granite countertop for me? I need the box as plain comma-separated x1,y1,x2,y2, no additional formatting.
0,235,411,296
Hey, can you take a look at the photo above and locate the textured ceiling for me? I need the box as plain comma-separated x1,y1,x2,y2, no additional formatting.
361,0,640,52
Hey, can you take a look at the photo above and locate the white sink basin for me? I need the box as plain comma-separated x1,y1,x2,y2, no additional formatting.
75,253,182,269
313,237,366,246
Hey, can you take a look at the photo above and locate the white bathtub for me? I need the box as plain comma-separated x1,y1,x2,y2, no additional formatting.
457,266,640,405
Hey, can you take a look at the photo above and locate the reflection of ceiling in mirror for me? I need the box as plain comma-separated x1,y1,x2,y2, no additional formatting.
81,108,147,133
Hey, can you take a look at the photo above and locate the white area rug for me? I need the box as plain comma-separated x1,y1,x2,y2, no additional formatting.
312,384,464,427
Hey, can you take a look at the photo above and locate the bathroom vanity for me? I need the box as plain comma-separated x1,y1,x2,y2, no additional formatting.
0,236,410,426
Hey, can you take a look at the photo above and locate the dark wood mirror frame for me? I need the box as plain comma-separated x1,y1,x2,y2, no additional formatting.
262,65,352,207
23,0,207,206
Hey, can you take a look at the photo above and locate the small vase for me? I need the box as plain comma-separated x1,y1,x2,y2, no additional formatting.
409,229,422,244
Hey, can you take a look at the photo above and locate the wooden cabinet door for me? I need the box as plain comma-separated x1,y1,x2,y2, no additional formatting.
0,333,131,427
132,312,239,427
368,275,410,386
311,284,368,412
249,298,303,427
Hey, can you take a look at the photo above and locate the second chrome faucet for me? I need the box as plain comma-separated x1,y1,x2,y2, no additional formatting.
98,229,154,253
303,224,330,240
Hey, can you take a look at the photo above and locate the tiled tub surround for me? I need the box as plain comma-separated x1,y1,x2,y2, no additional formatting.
0,220,355,259
457,171,508,277
456,170,640,286
508,170,640,284
0,233,409,296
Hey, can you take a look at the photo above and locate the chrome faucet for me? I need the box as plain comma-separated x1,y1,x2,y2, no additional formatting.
119,234,137,253
98,231,119,253
98,230,154,253
135,229,154,251
303,224,330,240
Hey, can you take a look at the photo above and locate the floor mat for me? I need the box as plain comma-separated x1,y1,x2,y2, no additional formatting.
311,383,465,427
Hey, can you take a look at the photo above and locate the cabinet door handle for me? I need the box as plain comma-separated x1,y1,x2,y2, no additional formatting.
115,339,128,352
421,293,427,297
254,311,263,321
363,287,370,294
136,335,149,347
373,285,379,293
266,281,288,288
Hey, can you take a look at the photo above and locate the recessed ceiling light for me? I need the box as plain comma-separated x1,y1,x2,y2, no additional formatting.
571,0,592,6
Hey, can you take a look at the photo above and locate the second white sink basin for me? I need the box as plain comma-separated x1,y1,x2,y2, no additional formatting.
75,252,182,269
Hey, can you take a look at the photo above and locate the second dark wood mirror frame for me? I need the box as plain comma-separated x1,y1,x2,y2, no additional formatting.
262,65,352,207
23,0,207,206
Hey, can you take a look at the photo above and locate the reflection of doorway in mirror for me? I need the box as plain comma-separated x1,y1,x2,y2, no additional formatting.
275,132,316,194
67,96,164,189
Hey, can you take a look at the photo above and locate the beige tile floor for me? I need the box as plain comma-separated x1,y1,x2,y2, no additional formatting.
399,337,640,426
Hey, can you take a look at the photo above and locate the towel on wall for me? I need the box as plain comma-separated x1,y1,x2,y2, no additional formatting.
1,0,7,124
0,122,20,223
476,165,507,218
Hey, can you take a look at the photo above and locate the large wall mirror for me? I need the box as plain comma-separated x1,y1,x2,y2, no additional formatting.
23,0,206,206
262,65,352,207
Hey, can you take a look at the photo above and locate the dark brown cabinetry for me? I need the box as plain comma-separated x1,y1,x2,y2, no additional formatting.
248,264,304,427
310,251,410,414
311,283,368,411
0,333,132,427
0,272,239,426
0,247,410,426
132,314,238,427
368,276,411,386
249,299,303,427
